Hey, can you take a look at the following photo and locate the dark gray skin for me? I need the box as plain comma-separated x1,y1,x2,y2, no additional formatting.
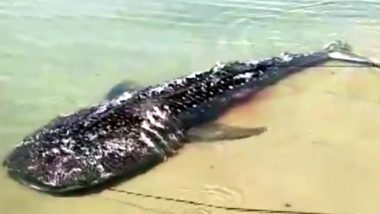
3,40,379,194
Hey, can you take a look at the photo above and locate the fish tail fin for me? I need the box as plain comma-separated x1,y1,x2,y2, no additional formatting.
323,40,352,53
323,40,380,68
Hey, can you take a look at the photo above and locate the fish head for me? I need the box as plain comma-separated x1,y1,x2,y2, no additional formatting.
2,105,143,194
3,126,109,193
3,146,101,194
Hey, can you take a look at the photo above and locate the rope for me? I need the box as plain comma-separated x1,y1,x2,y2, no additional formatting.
108,188,343,214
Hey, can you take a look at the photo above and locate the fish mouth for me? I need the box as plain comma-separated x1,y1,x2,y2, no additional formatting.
5,164,121,196
3,150,85,194
5,165,85,194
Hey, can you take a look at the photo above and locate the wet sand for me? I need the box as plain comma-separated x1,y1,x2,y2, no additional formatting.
1,45,380,214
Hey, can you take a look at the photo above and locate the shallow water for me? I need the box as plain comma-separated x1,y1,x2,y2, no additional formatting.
1,0,380,213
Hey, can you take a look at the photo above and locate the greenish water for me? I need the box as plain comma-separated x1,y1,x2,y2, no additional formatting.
1,0,380,213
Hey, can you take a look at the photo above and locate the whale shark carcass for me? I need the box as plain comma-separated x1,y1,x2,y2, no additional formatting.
3,40,379,194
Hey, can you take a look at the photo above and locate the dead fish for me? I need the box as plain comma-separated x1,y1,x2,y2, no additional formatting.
3,40,379,194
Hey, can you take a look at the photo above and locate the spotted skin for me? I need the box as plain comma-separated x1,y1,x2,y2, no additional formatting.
4,40,378,193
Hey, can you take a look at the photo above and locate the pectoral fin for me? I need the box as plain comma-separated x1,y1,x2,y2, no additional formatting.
186,123,267,142
105,80,144,100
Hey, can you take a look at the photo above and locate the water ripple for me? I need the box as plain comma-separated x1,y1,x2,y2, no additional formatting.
202,184,243,205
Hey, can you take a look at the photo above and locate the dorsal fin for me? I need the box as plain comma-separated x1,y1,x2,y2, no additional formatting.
105,80,144,100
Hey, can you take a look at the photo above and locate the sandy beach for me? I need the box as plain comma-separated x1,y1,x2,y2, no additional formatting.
1,1,380,213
